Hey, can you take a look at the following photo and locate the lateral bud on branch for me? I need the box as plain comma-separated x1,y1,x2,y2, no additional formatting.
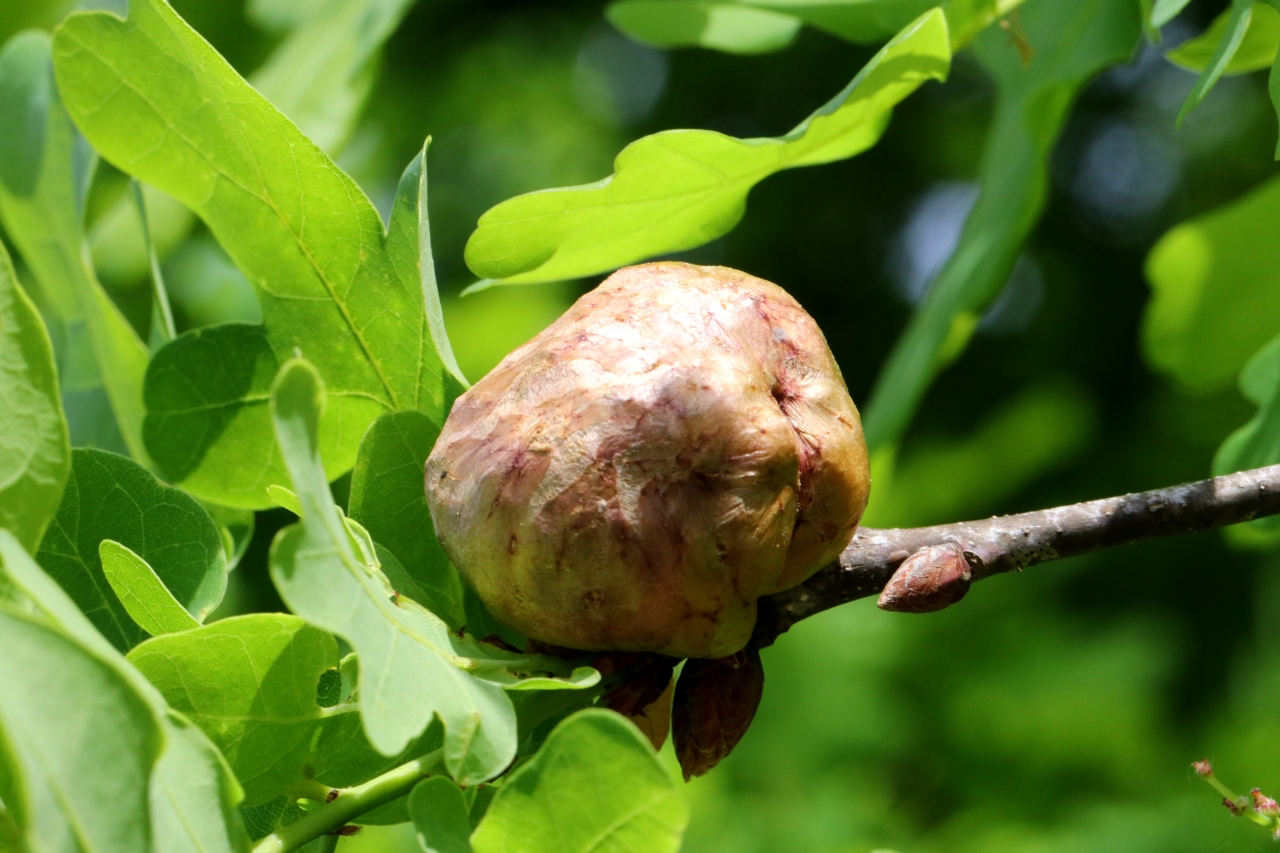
877,543,973,613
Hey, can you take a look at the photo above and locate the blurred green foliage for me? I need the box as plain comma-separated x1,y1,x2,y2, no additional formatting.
4,0,1280,850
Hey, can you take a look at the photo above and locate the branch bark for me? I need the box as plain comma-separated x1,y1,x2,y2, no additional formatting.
753,464,1280,647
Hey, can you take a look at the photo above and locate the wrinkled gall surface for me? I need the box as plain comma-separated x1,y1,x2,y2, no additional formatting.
425,263,871,658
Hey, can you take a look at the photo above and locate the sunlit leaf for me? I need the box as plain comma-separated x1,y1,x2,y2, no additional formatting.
411,776,475,853
0,608,162,853
464,9,951,286
130,178,177,351
1168,2,1280,74
0,237,69,552
267,357,517,781
250,0,419,154
606,2,804,54
204,501,255,570
36,448,228,650
1176,0,1254,126
128,613,359,805
0,29,150,462
1143,174,1280,390
52,0,449,507
88,0,419,288
348,410,466,628
1151,0,1193,28
1213,333,1280,546
471,709,688,853
100,538,201,635
150,712,250,853
386,140,469,400
861,0,1140,450
606,0,1022,54
0,530,249,853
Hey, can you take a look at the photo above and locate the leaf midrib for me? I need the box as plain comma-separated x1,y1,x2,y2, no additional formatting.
68,21,404,409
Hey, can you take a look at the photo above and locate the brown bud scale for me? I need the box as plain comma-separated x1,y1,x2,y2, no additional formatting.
672,647,765,780
877,543,972,613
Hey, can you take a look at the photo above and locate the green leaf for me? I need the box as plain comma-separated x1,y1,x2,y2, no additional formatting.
861,0,1141,450
471,709,688,853
36,448,229,650
1213,334,1280,546
52,0,450,506
247,0,327,32
249,0,419,155
0,29,151,463
268,483,304,515
0,235,69,552
606,0,1021,54
205,501,256,570
410,776,475,853
463,9,951,286
150,711,251,853
606,2,804,54
0,527,119,657
88,0,418,288
1169,2,1280,73
267,358,517,782
127,613,355,805
1151,0,1193,28
0,608,163,853
0,530,250,853
1143,175,1280,390
348,410,465,629
941,0,1031,50
130,178,177,351
386,140,469,400
100,538,201,635
1177,0,1254,126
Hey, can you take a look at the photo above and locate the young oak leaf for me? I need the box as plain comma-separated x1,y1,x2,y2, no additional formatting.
860,0,1141,450
267,357,517,783
100,539,202,636
606,0,1024,55
1214,333,1280,547
0,530,250,853
0,30,150,462
470,709,688,853
89,0,421,288
0,238,70,553
1175,0,1256,127
51,0,454,508
1168,2,1280,76
37,448,229,651
463,8,951,288
127,613,358,805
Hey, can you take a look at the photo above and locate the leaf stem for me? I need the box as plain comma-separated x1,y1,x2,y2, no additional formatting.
287,778,334,803
252,750,444,853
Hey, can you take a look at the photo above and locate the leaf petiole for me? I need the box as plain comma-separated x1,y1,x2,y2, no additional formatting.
253,749,445,853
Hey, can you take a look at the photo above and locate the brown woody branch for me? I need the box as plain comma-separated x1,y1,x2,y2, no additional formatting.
753,464,1280,647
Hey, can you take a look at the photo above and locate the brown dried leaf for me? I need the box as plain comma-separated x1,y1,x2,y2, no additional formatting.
673,647,765,780
627,677,675,751
601,653,678,717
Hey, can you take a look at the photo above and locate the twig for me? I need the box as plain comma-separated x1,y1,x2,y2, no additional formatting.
754,464,1280,646
252,750,443,853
